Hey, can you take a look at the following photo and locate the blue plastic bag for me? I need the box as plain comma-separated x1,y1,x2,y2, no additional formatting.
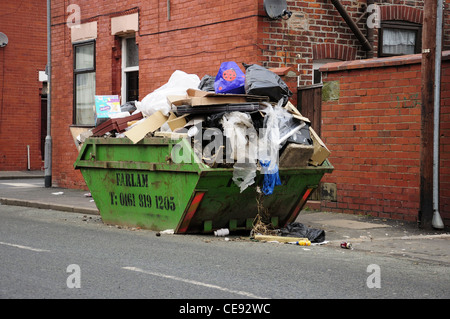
214,61,246,94
260,160,282,195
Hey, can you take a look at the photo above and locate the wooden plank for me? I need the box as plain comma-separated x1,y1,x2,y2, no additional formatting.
254,234,309,243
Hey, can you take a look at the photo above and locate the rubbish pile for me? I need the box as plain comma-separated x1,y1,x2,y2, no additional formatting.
77,62,331,196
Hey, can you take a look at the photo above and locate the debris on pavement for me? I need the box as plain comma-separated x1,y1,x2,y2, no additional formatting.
340,241,353,249
253,234,311,246
279,222,326,243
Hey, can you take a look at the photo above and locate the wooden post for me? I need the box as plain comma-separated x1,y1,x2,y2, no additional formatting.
419,0,437,229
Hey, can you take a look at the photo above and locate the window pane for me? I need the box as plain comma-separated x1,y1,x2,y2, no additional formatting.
126,71,139,101
75,72,96,125
126,38,139,68
75,44,94,70
382,28,416,55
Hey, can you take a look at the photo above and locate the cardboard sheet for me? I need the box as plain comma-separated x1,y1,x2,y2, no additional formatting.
309,127,331,166
168,89,269,107
124,111,168,144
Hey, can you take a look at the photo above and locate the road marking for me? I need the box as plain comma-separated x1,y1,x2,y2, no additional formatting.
122,266,266,299
0,241,50,252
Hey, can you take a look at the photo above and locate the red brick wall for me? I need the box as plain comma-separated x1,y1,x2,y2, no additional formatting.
0,1,47,170
259,0,368,86
50,0,262,188
320,52,450,226
50,0,450,191
260,0,450,86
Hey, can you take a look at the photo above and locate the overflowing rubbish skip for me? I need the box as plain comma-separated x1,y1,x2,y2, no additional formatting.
74,63,333,235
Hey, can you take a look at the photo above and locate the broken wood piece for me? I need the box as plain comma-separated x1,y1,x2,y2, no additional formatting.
124,111,168,144
284,101,301,115
285,101,311,123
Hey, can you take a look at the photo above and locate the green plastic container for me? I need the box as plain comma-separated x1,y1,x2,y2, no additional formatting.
74,137,333,234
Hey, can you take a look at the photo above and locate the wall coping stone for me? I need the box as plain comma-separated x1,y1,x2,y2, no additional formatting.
320,51,450,73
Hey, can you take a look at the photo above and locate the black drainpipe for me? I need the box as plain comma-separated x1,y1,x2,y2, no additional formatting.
366,0,375,58
331,0,373,52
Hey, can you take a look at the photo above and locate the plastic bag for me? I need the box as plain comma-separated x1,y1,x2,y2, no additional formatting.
136,70,200,117
260,160,281,195
280,222,325,243
198,74,215,92
120,101,137,114
243,63,292,104
214,61,246,94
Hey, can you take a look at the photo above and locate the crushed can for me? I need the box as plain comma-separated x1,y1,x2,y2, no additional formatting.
340,241,352,249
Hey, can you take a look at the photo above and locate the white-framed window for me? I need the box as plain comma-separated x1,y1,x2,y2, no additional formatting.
121,36,139,105
73,40,96,126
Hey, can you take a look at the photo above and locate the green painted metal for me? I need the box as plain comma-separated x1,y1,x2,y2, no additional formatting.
74,137,333,233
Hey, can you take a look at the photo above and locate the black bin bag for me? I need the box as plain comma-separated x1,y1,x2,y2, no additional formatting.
280,222,325,243
198,74,215,92
243,63,292,104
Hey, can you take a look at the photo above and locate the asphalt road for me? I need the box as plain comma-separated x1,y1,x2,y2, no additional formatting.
1,204,449,303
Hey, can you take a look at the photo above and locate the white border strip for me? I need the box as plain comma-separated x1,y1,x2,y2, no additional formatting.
123,266,266,299
0,241,50,252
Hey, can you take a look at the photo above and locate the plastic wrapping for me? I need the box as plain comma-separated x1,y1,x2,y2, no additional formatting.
221,112,257,162
258,101,308,194
221,112,258,192
258,101,283,173
136,70,200,117
232,163,257,193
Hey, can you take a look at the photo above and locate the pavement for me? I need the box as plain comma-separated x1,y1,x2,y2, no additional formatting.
1,170,449,265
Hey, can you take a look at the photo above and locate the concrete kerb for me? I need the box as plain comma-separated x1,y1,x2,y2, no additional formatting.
0,172,45,180
0,197,99,215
